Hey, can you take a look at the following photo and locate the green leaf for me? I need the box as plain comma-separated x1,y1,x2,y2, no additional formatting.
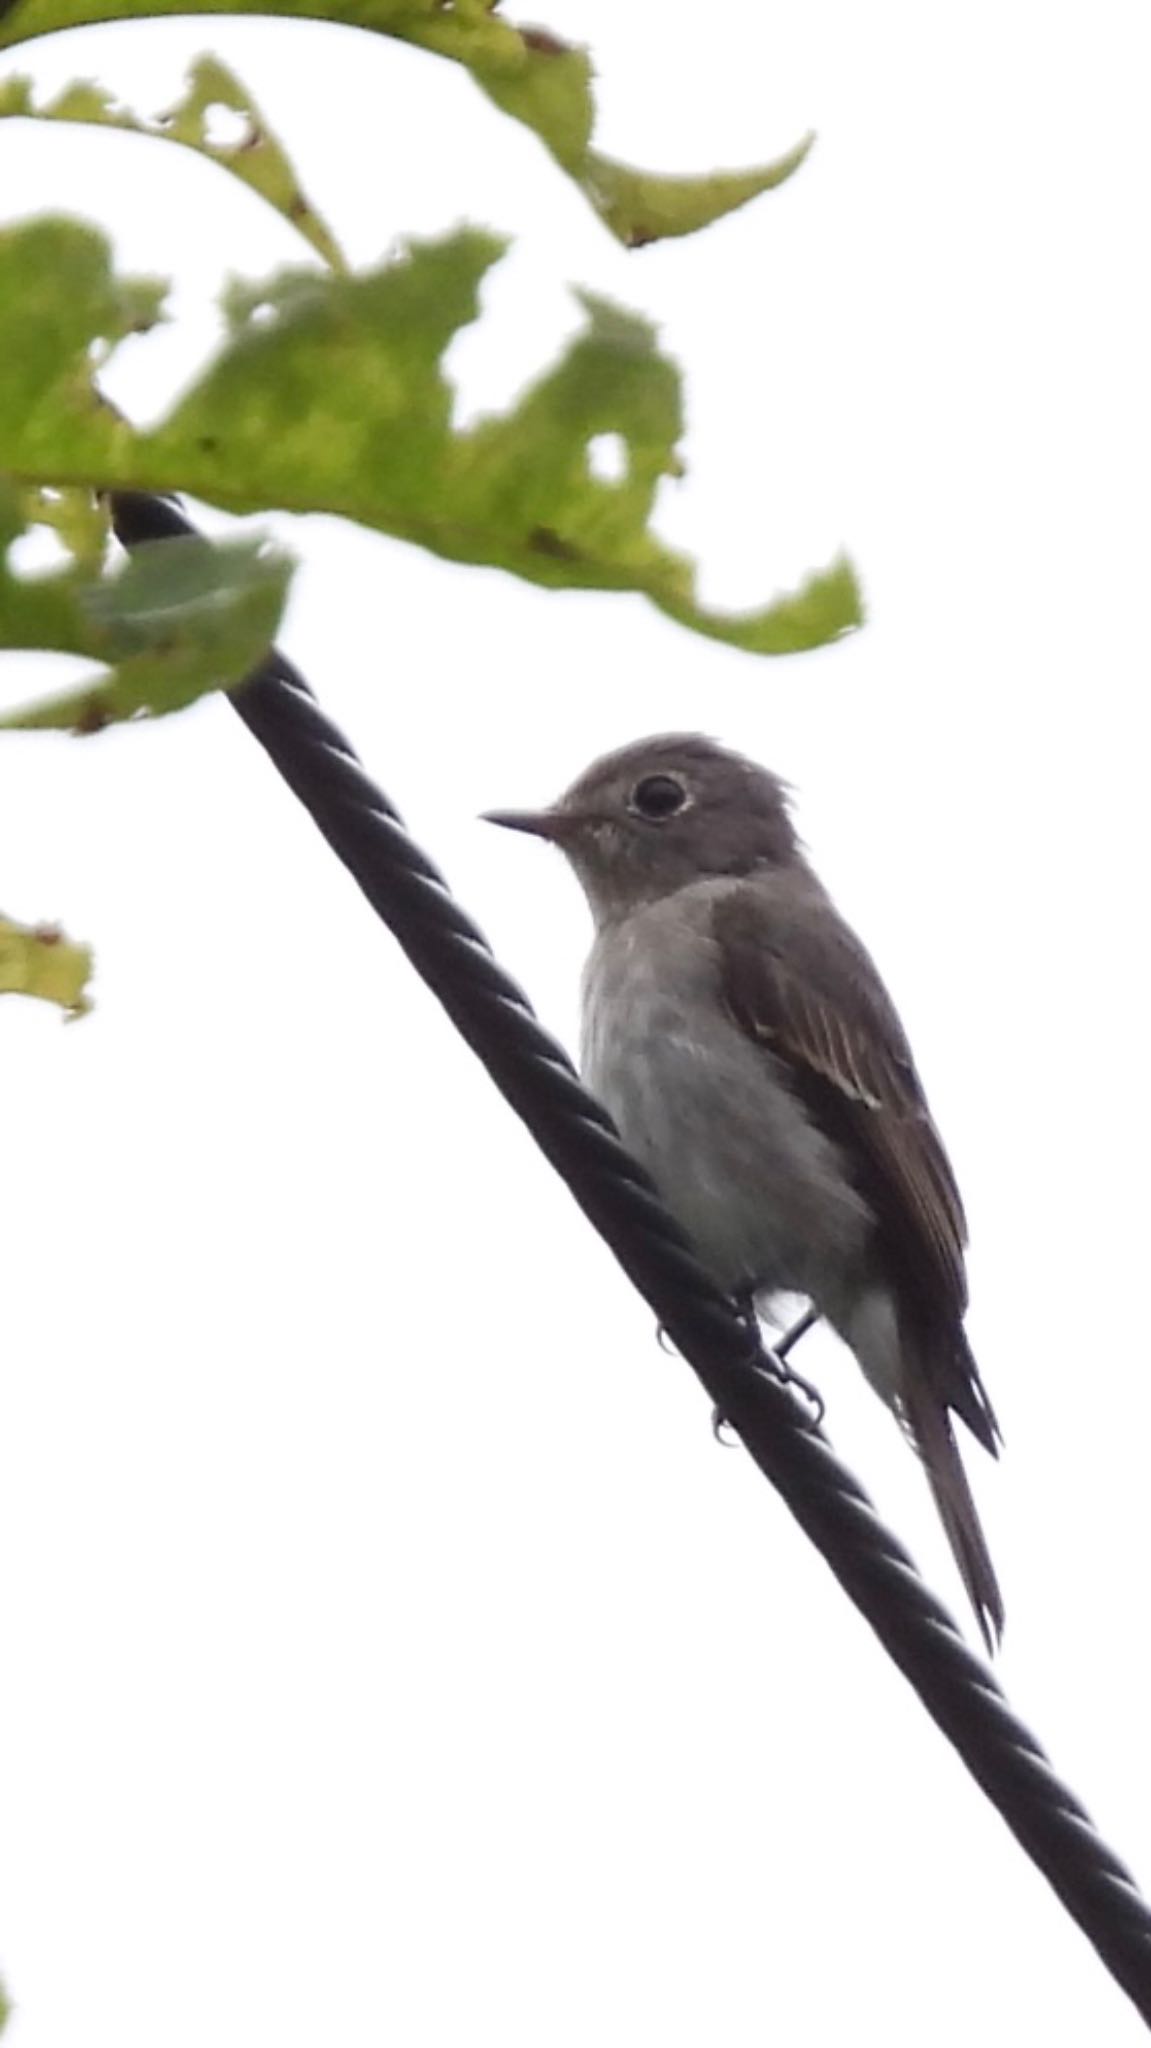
0,217,164,482
581,135,815,250
0,59,347,270
0,477,293,730
0,0,810,246
657,552,862,655
0,911,94,1015
0,219,860,657
26,478,109,569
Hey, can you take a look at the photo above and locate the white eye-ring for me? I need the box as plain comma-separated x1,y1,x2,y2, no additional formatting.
630,773,689,821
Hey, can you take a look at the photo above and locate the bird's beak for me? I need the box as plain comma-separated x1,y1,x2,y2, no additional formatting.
482,806,568,842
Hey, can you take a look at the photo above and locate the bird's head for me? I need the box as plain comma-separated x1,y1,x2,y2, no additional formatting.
484,733,800,925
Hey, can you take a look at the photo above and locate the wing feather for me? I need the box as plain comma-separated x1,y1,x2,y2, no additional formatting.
714,881,997,1453
713,878,1002,1639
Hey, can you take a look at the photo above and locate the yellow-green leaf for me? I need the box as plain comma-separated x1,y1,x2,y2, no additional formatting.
0,59,347,270
25,481,109,570
582,135,815,250
0,219,860,659
0,0,810,246
0,912,94,1015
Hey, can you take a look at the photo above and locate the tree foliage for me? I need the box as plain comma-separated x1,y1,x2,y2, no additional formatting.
0,3,859,949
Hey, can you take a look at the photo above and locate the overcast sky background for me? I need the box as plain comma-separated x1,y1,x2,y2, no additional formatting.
3,4,1151,2042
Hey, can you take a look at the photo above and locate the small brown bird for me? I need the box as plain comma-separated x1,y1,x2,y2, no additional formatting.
486,733,1003,1649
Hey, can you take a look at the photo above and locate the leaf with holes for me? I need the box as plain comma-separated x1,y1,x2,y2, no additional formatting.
0,0,810,247
0,220,861,658
0,60,347,269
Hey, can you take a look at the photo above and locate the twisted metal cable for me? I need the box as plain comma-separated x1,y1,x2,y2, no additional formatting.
111,490,1151,2027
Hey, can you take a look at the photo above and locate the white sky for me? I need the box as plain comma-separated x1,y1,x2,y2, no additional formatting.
3,3,1151,2042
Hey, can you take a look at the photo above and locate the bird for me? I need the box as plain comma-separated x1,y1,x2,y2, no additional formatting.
484,732,1004,1650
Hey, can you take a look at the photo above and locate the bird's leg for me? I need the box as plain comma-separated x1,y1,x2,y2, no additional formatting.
712,1297,825,1439
776,1303,820,1362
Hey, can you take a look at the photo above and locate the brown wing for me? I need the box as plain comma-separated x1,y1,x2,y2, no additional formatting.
714,880,998,1454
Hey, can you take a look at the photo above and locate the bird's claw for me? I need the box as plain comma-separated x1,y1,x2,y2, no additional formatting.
711,1405,739,1445
660,1303,825,1435
713,1300,825,1438
712,1350,825,1440
758,1347,826,1425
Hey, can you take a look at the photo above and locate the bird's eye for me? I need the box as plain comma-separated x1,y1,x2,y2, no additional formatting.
631,774,688,820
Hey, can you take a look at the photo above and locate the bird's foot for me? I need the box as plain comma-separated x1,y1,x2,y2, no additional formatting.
756,1346,826,1425
712,1302,825,1438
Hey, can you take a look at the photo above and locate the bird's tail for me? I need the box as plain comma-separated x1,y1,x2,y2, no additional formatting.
901,1371,1004,1655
